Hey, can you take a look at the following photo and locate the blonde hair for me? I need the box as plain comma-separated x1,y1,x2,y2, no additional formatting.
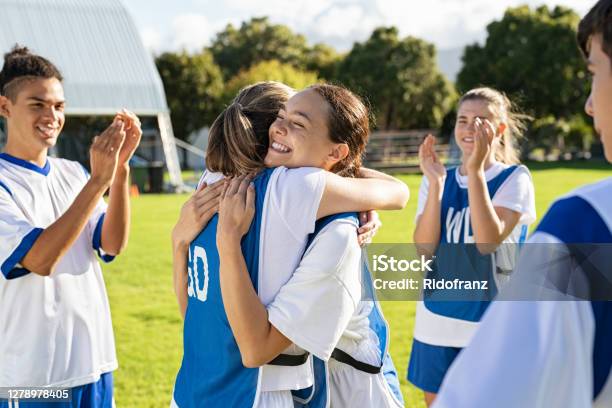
459,87,529,165
206,81,294,176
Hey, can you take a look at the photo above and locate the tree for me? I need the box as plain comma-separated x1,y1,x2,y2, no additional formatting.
209,17,310,79
305,43,343,81
223,60,318,103
457,5,588,120
155,50,224,166
338,27,456,130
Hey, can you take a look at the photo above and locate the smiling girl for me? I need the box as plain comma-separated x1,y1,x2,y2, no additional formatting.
407,87,536,406
170,82,408,408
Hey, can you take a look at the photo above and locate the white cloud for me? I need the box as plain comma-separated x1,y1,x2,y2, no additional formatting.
139,27,163,52
374,0,593,49
170,13,218,52
134,0,595,54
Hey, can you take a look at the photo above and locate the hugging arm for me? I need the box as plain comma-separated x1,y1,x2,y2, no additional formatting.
218,176,360,367
316,167,409,219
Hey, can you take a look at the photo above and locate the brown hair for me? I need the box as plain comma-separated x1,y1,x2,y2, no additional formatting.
308,84,370,177
458,87,529,165
0,45,63,101
206,81,294,176
578,0,612,65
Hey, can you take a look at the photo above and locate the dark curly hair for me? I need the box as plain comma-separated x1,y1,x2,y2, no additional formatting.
0,45,63,101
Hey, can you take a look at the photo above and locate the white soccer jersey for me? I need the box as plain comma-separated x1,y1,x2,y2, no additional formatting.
269,217,403,408
0,154,117,390
196,166,326,407
267,217,363,362
434,177,612,408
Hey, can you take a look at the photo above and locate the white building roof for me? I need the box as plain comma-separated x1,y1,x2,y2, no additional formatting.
0,0,169,116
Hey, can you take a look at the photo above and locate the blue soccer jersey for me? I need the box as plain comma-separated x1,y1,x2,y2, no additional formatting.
414,163,535,347
172,169,273,407
409,163,535,393
172,166,327,407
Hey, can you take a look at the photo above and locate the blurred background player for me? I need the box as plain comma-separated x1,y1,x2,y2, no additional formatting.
408,87,536,406
0,46,141,407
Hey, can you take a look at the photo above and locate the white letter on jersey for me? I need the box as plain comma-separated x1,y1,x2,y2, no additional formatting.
446,207,464,243
463,207,474,243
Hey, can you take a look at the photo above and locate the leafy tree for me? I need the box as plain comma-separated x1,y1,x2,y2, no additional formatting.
209,17,310,79
457,5,588,120
155,50,224,166
338,27,456,130
305,43,342,80
223,60,318,103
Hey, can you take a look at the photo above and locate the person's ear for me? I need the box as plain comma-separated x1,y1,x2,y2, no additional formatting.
497,122,507,137
0,96,11,119
328,143,349,165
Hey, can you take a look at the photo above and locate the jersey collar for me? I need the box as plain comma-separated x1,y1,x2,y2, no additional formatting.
0,153,51,176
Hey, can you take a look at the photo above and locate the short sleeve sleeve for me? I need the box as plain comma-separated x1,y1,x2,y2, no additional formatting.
267,219,361,360
269,167,326,240
0,188,43,279
415,176,429,221
80,166,114,263
492,166,536,224
89,198,115,263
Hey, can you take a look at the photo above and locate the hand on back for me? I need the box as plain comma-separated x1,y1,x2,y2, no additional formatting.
172,179,225,248
217,175,255,245
358,210,381,246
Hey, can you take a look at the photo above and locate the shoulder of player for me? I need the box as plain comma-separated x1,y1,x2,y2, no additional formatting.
267,166,326,207
311,218,359,251
503,164,533,185
565,177,612,201
536,190,612,243
48,157,86,173
270,166,325,184
493,164,534,196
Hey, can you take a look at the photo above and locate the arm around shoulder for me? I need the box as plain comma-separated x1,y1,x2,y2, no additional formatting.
317,169,409,219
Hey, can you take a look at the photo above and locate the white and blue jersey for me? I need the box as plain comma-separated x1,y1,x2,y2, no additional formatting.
0,153,117,391
409,162,535,393
0,372,114,408
413,163,535,346
172,167,327,408
275,214,403,408
434,177,612,408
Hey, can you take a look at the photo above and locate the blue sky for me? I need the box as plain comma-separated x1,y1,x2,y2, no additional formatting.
123,0,592,53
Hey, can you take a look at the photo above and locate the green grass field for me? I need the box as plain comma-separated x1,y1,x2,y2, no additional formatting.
104,161,610,407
